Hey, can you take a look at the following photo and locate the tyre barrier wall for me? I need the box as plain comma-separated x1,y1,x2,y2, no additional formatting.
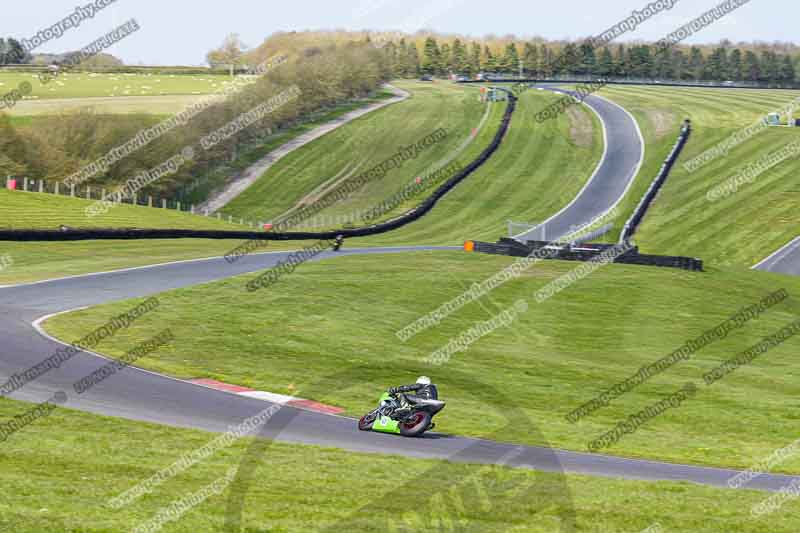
0,91,517,242
472,238,703,272
619,120,692,243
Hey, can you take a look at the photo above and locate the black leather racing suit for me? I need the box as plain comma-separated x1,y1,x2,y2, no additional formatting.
388,383,439,406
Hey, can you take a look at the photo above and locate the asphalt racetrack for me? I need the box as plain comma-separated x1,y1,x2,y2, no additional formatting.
515,87,644,242
753,236,800,275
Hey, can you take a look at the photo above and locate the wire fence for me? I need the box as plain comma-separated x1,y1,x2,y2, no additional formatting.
3,176,278,229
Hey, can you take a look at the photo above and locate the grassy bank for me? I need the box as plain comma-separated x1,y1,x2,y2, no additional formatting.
0,188,304,284
597,85,800,268
358,82,604,246
220,80,497,223
221,80,602,246
181,89,398,206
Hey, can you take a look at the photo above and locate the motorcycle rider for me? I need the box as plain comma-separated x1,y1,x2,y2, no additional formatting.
384,376,438,417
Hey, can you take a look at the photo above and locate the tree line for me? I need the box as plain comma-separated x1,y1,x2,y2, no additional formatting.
0,35,125,67
0,38,30,65
379,34,798,84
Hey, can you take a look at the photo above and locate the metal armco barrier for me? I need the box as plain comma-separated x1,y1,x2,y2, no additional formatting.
0,91,518,242
620,119,692,243
470,238,703,272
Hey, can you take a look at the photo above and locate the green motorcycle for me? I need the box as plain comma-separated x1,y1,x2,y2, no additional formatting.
358,390,445,437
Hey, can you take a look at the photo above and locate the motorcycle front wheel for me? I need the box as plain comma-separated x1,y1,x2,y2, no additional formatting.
358,411,377,431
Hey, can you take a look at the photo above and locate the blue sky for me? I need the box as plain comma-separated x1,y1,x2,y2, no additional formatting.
4,0,793,66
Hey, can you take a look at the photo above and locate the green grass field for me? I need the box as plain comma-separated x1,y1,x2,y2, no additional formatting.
0,71,231,116
0,189,242,231
221,81,603,247
359,83,604,247
597,85,800,268
5,94,209,117
219,80,497,222
0,71,228,99
0,188,294,284
0,395,796,532
44,251,800,474
182,90,398,206
0,81,600,284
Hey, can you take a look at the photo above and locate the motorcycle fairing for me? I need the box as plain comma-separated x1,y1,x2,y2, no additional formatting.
372,414,401,434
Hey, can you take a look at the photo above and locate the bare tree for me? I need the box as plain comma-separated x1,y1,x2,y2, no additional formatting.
207,33,249,76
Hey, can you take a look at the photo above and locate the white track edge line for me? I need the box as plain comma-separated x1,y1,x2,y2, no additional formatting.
512,87,609,240
514,89,646,241
589,92,646,232
751,235,800,270
0,246,457,290
30,308,354,421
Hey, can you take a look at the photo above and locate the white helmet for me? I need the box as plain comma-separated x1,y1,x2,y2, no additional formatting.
416,376,431,386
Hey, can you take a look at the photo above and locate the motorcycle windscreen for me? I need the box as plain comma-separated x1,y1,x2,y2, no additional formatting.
372,415,401,434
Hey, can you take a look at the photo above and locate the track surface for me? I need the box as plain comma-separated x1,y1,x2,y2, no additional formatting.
753,236,800,276
2,247,799,492
515,87,644,242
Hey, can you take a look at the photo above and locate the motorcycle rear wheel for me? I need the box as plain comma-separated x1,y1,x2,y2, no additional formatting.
399,411,431,437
